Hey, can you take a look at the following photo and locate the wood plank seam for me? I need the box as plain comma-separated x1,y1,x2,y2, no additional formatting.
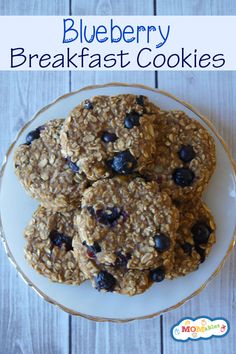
69,0,72,16
69,314,72,354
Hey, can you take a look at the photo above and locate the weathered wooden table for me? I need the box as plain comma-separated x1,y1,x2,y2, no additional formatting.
0,1,235,353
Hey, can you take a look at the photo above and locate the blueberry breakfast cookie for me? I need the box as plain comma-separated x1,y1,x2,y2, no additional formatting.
24,206,86,284
75,178,179,272
73,239,152,295
14,119,88,211
145,110,216,202
60,95,158,181
169,200,216,278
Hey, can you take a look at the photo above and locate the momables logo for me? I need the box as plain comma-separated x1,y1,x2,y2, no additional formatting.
171,317,230,342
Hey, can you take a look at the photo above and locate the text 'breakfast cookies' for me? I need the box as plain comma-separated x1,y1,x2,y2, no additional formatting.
14,93,216,296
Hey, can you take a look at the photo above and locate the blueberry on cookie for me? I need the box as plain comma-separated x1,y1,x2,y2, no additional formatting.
24,206,86,284
14,119,88,211
75,178,179,272
60,94,159,181
145,110,216,202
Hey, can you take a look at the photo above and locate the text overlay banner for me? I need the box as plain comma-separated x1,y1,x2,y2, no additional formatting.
0,16,235,71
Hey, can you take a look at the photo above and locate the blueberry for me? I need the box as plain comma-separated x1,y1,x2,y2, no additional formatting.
26,127,41,144
108,150,137,175
37,125,45,132
88,242,101,253
84,100,93,109
86,249,96,259
115,252,131,267
49,230,73,251
149,267,165,282
124,111,141,129
154,234,171,252
87,206,95,216
83,241,101,258
181,242,193,256
195,245,206,263
136,95,145,106
96,207,122,226
67,157,80,172
101,131,118,143
95,270,116,291
120,209,129,222
191,222,212,245
92,242,102,253
178,145,196,163
172,168,195,187
83,241,101,253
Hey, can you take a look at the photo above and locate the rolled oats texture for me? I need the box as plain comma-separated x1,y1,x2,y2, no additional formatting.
24,206,86,285
75,177,179,272
60,94,159,181
168,199,216,278
73,239,152,296
145,110,216,202
14,119,88,212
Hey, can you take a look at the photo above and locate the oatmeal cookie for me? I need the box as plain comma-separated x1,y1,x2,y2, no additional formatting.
169,200,216,278
14,119,88,211
145,110,216,202
24,206,86,284
75,178,179,272
60,94,159,181
73,240,152,296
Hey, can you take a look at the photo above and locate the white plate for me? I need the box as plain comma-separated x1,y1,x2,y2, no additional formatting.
0,83,236,322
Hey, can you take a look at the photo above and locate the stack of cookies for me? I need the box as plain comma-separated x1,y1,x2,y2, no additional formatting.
14,94,216,296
